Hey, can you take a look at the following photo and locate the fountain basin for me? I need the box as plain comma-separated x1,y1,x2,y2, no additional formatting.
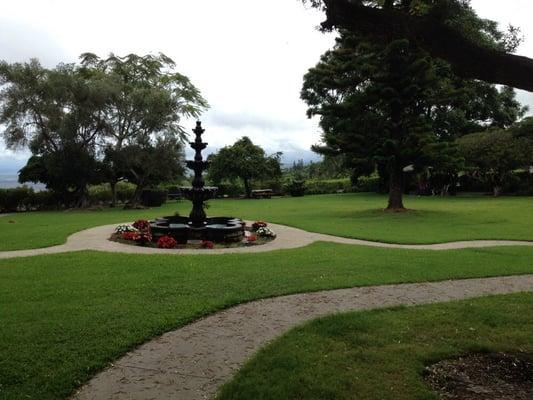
150,215,245,243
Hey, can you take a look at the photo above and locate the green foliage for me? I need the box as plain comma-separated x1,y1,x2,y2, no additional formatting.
301,4,526,208
286,179,306,197
458,129,531,196
0,60,110,206
106,136,185,206
208,137,282,197
304,178,351,195
355,175,381,192
140,188,168,207
0,54,207,207
0,187,33,212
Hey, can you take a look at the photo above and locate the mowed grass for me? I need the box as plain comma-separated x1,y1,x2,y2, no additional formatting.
1,243,533,399
1,193,533,250
218,293,533,400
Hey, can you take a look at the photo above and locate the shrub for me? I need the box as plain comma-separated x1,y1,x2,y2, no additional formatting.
141,189,167,207
157,235,178,249
286,179,306,197
304,178,352,195
27,190,58,210
88,185,113,205
355,175,380,193
116,182,136,204
0,187,34,212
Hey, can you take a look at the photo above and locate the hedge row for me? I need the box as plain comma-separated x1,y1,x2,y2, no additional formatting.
0,183,169,212
0,187,57,212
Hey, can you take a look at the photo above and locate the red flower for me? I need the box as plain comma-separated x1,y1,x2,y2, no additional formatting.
201,240,214,249
247,235,257,242
122,231,152,244
122,231,140,241
252,221,267,231
157,235,178,249
133,219,151,231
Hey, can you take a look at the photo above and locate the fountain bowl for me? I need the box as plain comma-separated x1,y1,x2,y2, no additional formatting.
150,215,245,243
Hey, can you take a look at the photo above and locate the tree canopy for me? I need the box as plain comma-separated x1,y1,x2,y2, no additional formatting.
458,128,532,196
303,0,533,92
0,53,207,207
302,31,525,209
208,137,282,198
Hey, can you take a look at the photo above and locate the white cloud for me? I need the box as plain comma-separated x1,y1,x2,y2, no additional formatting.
1,0,533,172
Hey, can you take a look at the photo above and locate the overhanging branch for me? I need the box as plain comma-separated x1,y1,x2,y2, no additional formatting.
321,0,533,92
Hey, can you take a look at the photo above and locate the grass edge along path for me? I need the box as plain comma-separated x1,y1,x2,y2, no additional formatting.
2,243,533,399
1,193,533,250
217,292,533,400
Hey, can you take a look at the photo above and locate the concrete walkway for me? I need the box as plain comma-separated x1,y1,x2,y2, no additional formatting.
2,221,533,259
73,275,533,400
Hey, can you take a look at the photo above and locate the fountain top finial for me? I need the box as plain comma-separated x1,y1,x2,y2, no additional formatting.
194,120,205,136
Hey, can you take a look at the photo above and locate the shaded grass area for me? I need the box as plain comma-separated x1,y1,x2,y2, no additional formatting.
1,243,533,399
1,193,533,250
218,293,533,400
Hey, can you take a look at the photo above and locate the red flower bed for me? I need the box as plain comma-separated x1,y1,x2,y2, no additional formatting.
157,235,178,249
252,221,267,231
122,231,152,244
201,240,214,249
133,219,151,231
246,234,257,242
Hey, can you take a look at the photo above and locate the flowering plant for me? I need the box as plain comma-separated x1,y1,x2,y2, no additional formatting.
256,226,276,238
115,224,138,234
122,231,152,244
133,219,151,231
246,234,257,242
201,240,214,249
157,235,178,249
252,221,267,231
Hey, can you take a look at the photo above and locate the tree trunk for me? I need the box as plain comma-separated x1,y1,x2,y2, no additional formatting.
74,186,90,208
386,168,406,211
243,178,251,198
110,181,117,208
493,186,502,197
127,184,144,208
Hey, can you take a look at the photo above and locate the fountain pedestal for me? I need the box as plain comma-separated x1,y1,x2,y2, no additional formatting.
150,121,244,243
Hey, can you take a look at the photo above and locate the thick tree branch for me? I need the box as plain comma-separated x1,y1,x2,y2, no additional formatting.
321,0,533,92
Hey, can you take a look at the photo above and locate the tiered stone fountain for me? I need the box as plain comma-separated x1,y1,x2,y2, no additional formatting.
150,121,244,243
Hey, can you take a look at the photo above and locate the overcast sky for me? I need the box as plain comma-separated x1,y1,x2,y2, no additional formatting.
1,0,533,172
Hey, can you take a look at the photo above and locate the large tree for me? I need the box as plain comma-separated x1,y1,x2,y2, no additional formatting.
458,129,531,196
302,32,525,210
107,136,185,206
303,0,533,92
0,54,207,207
79,53,208,206
208,137,282,198
0,60,109,206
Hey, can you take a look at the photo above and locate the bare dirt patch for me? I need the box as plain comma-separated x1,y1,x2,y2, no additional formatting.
425,352,533,399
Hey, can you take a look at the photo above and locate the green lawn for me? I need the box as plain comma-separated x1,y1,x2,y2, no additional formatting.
1,193,533,251
1,244,533,399
218,293,533,400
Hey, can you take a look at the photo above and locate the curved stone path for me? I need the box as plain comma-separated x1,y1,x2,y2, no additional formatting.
2,221,533,259
73,275,533,400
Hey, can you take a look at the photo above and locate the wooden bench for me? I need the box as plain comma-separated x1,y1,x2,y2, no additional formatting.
251,189,273,199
